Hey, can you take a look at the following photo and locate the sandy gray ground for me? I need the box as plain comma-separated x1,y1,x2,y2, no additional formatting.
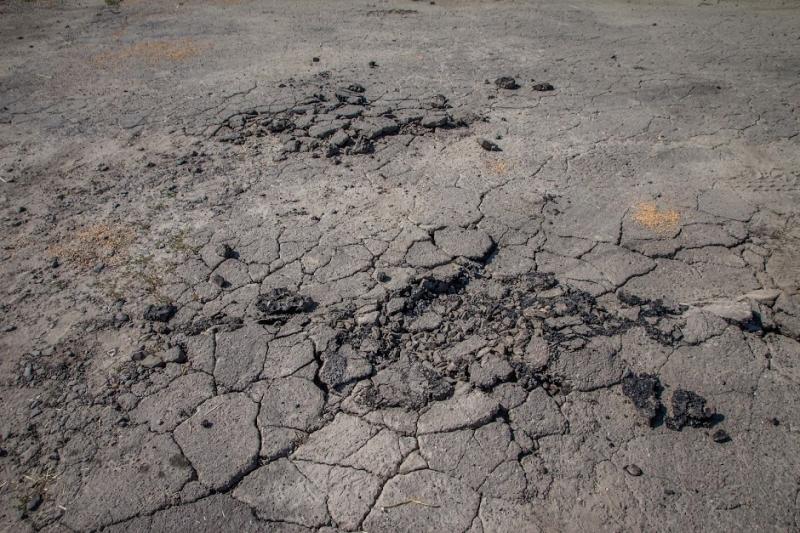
1,0,799,531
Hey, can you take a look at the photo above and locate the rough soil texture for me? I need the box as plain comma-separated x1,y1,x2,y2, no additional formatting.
1,0,800,531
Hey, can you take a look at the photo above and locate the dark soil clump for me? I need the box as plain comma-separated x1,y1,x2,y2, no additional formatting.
666,389,716,431
622,372,663,426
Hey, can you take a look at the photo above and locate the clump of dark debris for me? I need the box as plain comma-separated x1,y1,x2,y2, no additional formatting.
532,82,555,92
213,77,482,160
494,76,519,90
255,288,316,323
477,137,501,151
143,304,177,323
666,389,717,431
622,372,663,426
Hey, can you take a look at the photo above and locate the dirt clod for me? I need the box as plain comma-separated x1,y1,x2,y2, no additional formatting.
143,304,177,322
495,76,519,89
532,82,554,91
621,372,662,426
477,138,502,151
255,288,316,320
712,429,731,443
666,389,715,431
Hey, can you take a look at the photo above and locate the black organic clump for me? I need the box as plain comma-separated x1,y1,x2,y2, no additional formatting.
143,304,177,322
622,372,663,426
255,288,316,321
495,76,519,90
665,389,716,431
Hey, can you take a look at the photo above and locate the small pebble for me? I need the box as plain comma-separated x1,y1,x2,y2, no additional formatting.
477,138,501,151
624,464,643,477
712,429,731,443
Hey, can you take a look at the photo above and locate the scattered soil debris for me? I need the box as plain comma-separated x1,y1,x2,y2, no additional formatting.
665,389,716,431
213,78,480,159
323,268,684,409
366,9,419,16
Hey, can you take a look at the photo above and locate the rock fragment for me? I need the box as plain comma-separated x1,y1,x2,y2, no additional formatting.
420,113,451,128
624,464,643,477
477,137,501,151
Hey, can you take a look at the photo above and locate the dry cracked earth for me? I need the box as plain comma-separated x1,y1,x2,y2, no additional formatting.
1,0,800,531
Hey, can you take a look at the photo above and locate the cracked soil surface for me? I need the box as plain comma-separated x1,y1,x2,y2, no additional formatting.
1,0,800,531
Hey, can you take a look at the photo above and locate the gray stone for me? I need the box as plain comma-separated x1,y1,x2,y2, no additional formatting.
309,120,348,139
405,241,451,268
420,113,451,128
160,345,186,364
417,390,500,434
140,354,164,369
434,227,494,261
355,117,399,139
698,300,755,326
739,288,782,306
469,355,513,389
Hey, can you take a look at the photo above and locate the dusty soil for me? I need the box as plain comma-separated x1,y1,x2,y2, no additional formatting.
1,0,799,531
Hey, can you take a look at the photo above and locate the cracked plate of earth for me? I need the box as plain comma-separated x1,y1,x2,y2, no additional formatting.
1,0,799,531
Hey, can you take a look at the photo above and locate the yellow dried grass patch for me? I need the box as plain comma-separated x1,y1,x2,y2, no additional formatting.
483,158,510,176
90,39,204,66
631,202,680,234
48,224,136,268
